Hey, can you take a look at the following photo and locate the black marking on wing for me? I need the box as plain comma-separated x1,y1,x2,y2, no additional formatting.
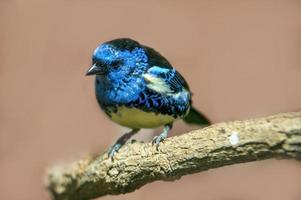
125,88,190,118
139,43,189,92
162,69,189,92
143,46,173,68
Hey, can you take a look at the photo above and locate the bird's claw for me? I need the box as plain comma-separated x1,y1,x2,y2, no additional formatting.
152,135,166,149
108,143,122,159
152,124,171,150
107,129,140,160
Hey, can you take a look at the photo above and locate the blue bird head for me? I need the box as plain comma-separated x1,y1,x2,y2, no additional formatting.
86,38,149,78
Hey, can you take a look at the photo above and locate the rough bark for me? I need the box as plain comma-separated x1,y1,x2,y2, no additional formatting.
46,112,301,200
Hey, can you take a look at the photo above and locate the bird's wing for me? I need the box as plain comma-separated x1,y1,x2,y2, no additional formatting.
142,66,190,94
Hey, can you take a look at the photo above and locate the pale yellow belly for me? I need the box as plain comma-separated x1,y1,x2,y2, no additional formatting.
110,106,177,128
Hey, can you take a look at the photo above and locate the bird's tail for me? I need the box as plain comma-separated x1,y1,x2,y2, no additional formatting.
183,107,211,126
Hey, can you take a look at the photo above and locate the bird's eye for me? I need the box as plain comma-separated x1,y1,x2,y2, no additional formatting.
111,60,122,68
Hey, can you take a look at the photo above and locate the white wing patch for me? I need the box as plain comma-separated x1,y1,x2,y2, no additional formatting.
143,73,173,94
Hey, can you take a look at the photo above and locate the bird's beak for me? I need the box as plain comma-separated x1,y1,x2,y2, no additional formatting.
86,64,106,76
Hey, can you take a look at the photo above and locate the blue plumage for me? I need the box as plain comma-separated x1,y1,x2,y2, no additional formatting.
86,38,210,158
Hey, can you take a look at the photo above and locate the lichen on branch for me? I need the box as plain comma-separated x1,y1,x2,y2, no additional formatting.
46,112,301,200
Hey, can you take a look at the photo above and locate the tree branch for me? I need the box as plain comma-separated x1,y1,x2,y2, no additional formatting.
46,112,301,200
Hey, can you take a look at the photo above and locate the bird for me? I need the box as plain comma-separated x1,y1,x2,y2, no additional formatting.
86,38,210,158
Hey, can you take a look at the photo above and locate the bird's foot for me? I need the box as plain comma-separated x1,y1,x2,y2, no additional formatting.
108,129,139,160
152,135,166,149
108,143,122,159
152,124,172,150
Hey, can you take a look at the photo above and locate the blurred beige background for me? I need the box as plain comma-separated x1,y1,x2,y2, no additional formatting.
1,0,301,200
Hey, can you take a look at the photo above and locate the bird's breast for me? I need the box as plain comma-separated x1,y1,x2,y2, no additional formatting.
95,75,145,105
110,106,177,129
